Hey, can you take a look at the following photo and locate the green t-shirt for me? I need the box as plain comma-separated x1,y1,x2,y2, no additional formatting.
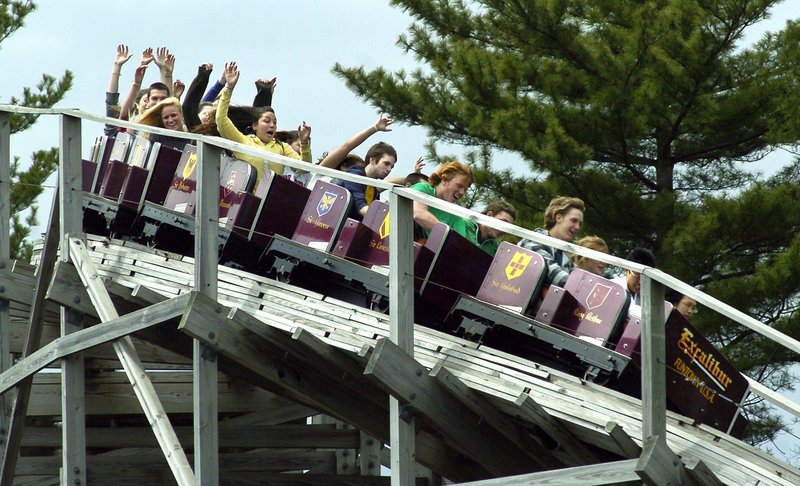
462,219,500,256
410,182,495,255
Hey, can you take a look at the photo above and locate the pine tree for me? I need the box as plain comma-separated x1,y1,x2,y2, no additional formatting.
334,0,800,446
1,0,73,260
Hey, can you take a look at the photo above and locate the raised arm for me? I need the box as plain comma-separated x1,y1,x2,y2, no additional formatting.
215,62,249,144
202,70,226,103
385,157,425,185
182,63,213,129
319,114,393,169
107,44,132,98
152,47,175,90
119,62,148,121
253,77,276,107
104,44,133,135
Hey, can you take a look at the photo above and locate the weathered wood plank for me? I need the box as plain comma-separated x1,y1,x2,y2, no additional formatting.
453,459,640,486
683,456,725,486
365,337,546,476
19,424,358,449
605,421,642,459
634,435,686,485
513,392,599,465
0,294,191,395
430,361,564,470
68,237,194,486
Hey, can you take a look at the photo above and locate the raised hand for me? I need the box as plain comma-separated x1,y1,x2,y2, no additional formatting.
153,47,174,74
374,113,394,132
198,63,213,75
114,44,132,67
413,157,426,173
173,79,185,99
255,77,277,94
298,121,312,144
139,47,154,67
223,62,240,90
133,63,147,85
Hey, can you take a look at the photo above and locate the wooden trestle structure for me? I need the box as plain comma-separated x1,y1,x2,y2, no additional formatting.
1,108,800,485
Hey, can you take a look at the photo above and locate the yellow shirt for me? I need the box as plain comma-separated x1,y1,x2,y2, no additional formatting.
216,88,312,188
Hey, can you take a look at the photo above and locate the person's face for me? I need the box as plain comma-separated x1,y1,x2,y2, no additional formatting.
482,210,514,240
581,258,607,276
550,208,583,242
253,111,277,142
147,89,169,109
136,93,149,114
675,296,698,320
436,173,471,203
290,140,302,155
160,105,184,131
624,269,641,295
366,155,396,179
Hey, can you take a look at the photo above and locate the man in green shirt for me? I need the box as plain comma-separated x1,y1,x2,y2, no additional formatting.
464,200,517,256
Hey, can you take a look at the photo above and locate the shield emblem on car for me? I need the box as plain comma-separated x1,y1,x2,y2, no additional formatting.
182,152,198,180
317,191,337,217
379,212,390,240
224,172,237,197
586,283,611,310
505,251,532,281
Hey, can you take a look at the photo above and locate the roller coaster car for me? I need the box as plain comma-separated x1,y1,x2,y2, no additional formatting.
83,134,185,237
135,146,256,255
78,134,750,438
218,169,310,272
449,248,634,383
260,181,420,310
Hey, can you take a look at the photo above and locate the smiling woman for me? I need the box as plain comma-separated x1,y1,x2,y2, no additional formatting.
136,97,189,151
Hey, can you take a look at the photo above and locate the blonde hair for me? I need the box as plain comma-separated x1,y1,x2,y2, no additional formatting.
137,97,184,131
428,161,472,187
572,235,609,269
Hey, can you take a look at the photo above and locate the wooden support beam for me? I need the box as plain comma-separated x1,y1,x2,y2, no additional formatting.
514,392,599,464
179,293,485,482
452,459,641,486
640,274,666,441
430,361,563,470
20,424,360,449
683,456,725,486
59,112,86,486
0,293,191,394
0,188,61,485
178,293,390,436
634,435,687,485
365,337,546,476
359,431,382,476
389,189,416,486
604,421,642,459
68,237,195,485
0,110,11,450
193,140,221,485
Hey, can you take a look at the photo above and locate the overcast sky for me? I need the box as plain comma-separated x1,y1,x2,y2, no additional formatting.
2,0,800,464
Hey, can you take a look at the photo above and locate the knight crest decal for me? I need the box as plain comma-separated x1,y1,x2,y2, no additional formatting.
586,283,612,310
223,171,237,197
505,251,532,281
317,191,337,217
379,212,390,240
182,152,198,180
